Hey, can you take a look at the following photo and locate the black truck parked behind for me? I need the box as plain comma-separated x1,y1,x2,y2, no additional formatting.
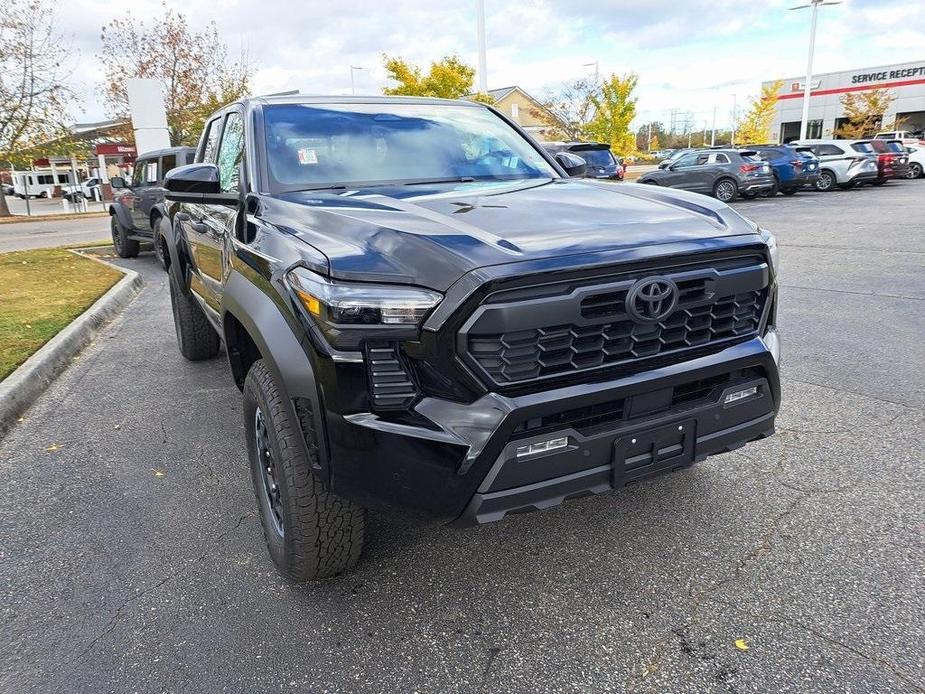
163,96,781,581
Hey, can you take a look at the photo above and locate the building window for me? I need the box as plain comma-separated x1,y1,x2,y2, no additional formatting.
834,115,881,138
780,119,823,143
511,103,519,120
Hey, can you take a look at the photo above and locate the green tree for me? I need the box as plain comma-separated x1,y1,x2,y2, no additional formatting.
586,73,638,155
736,80,783,144
834,88,894,139
0,0,75,216
99,2,252,147
382,54,492,102
531,77,600,141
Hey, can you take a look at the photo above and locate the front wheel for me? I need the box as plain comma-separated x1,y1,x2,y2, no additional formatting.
907,162,923,179
243,360,366,581
110,215,140,258
713,178,738,203
814,170,836,191
168,271,220,361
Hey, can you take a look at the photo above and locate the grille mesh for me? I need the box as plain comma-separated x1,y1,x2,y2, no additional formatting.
468,289,765,385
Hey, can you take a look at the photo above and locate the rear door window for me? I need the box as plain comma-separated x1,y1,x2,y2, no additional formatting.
161,154,177,176
815,145,843,157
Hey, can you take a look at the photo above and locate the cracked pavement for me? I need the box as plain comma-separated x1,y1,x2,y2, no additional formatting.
2,182,924,693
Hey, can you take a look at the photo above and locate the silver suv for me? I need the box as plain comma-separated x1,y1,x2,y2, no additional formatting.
790,139,879,191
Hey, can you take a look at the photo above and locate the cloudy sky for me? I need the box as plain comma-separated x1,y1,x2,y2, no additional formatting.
63,0,924,131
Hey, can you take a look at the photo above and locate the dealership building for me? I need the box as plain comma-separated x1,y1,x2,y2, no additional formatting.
764,59,925,142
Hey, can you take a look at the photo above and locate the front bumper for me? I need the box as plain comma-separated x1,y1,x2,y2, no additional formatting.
325,332,781,523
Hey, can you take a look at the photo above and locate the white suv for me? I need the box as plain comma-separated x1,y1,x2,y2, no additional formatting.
790,139,879,191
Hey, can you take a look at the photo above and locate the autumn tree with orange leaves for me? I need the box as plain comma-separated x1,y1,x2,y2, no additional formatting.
99,3,252,147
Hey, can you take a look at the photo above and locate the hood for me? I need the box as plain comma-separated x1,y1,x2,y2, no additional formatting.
262,179,758,291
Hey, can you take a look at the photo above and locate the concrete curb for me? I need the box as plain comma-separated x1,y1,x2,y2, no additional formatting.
0,251,143,439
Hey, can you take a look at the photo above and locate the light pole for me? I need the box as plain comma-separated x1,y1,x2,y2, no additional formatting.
731,93,737,146
583,61,599,83
789,0,841,140
476,0,488,92
711,106,717,146
350,66,364,95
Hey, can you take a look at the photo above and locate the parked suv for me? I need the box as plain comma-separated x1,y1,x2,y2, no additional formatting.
162,96,781,580
851,139,909,184
542,142,624,180
108,146,195,267
752,144,820,195
637,148,775,201
791,139,879,191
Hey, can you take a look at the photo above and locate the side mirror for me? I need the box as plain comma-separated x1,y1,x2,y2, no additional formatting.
110,176,126,189
164,163,237,204
657,161,669,169
554,151,587,177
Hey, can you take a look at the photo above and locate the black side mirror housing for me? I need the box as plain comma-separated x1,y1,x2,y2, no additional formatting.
554,151,587,177
164,163,238,204
110,176,126,189
657,161,669,169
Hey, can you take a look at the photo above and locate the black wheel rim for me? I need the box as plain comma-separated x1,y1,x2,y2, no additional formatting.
254,406,284,537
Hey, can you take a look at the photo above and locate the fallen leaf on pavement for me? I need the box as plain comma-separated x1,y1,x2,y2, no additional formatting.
735,639,749,651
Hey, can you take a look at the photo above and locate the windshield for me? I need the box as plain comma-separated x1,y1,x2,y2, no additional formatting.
572,148,615,168
263,102,557,190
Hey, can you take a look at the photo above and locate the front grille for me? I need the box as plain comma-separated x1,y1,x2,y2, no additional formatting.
463,254,769,387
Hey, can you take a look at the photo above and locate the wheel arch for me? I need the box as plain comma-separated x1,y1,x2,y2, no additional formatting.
108,202,133,230
221,272,331,480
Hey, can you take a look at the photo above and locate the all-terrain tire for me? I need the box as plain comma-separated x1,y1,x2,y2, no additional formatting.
243,359,366,581
168,271,220,360
110,214,140,258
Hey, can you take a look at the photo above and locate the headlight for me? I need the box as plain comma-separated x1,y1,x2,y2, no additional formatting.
287,267,442,337
760,228,779,276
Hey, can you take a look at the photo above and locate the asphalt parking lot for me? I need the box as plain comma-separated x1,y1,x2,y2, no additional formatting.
2,182,924,693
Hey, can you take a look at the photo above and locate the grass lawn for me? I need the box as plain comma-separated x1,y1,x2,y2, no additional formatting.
0,248,122,380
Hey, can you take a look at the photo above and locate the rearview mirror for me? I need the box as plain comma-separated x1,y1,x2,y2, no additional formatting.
164,163,238,205
110,176,126,189
554,151,587,177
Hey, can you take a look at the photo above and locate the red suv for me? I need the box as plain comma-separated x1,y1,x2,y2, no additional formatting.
851,139,909,184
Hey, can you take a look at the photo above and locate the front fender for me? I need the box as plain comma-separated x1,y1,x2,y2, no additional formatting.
108,201,133,231
221,270,331,479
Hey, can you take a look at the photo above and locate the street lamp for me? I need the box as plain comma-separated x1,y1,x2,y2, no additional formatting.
583,61,599,83
350,66,364,96
789,0,842,140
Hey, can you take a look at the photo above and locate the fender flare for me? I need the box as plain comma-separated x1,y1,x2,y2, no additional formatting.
163,213,195,297
108,202,133,231
221,271,331,479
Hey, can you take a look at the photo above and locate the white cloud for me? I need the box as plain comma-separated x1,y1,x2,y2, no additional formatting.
56,0,925,131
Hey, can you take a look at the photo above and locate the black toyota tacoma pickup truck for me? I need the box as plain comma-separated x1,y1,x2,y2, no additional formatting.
163,96,781,581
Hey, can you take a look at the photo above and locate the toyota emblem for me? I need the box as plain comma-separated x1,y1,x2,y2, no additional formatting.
626,276,679,322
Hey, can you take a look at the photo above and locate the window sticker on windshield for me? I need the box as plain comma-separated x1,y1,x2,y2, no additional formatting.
298,148,318,165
